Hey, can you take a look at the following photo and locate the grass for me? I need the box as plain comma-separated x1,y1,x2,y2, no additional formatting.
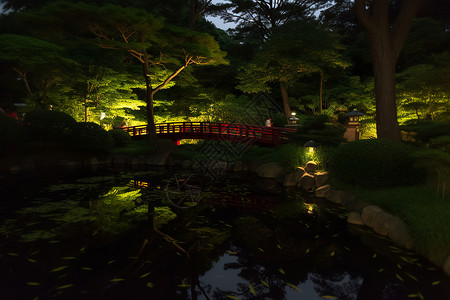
353,185,450,262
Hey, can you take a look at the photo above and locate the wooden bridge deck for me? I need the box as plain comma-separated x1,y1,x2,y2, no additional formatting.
122,122,296,146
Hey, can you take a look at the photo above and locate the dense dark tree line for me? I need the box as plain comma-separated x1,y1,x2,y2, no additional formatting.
0,0,449,140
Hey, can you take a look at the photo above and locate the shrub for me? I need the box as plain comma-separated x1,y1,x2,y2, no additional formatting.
23,110,77,142
109,128,131,147
328,139,422,188
0,114,27,151
290,114,346,146
401,120,450,145
67,122,113,152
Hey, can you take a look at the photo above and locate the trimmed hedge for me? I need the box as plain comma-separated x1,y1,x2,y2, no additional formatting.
329,139,422,188
109,128,131,147
67,122,113,152
23,110,77,142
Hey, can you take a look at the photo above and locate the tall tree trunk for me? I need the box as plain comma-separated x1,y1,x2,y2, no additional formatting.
280,82,291,121
143,57,157,141
355,0,422,141
319,71,323,114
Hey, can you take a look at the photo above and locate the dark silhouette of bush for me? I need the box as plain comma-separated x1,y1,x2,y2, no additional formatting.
109,128,131,147
290,114,346,146
329,139,422,188
0,114,27,152
67,122,113,152
23,110,77,143
401,120,450,145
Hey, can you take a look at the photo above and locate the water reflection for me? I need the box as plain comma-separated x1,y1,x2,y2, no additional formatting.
0,170,449,299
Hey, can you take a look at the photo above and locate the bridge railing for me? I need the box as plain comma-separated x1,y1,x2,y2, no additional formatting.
122,122,297,145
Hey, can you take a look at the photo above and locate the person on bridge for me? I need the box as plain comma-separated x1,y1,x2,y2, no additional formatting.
265,118,272,127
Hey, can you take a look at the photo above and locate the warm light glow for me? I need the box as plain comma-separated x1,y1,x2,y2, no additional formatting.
305,203,314,215
308,147,314,153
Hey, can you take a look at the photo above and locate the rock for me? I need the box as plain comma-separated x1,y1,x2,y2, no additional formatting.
296,173,315,191
361,205,384,227
325,190,354,204
233,161,244,172
256,162,284,178
388,216,414,250
347,212,364,226
314,171,329,188
315,184,331,197
362,207,392,237
443,254,450,277
282,167,305,187
304,161,318,174
341,198,370,214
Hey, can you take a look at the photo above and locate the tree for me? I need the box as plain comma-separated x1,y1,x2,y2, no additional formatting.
237,20,349,119
214,0,331,43
355,0,422,140
0,33,75,109
32,2,227,140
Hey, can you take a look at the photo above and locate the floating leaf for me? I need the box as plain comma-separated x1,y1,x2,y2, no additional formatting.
260,280,269,287
51,266,68,272
278,268,286,274
226,296,239,300
61,257,76,260
405,272,418,281
56,284,74,289
185,222,192,227
331,251,335,257
322,296,338,299
27,258,37,263
314,235,319,239
432,281,440,285
344,247,351,251
378,268,384,273
418,292,424,300
80,247,86,252
395,273,404,282
178,281,190,288
397,264,402,269
140,272,151,279
226,251,237,255
427,267,437,271
81,267,93,271
107,260,116,264
306,249,310,253
258,248,264,252
407,294,418,298
27,282,40,286
277,244,282,249
249,284,256,295
286,282,301,292
8,253,19,256
110,278,125,282
146,282,154,288
372,254,377,258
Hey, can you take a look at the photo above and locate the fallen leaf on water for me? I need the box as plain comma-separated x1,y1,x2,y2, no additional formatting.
258,248,264,252
81,267,93,271
397,264,402,269
27,282,40,286
178,281,190,288
418,292,424,300
8,253,19,256
405,272,418,281
51,266,68,272
407,294,418,298
278,268,286,274
249,284,256,295
27,258,37,263
146,282,154,288
61,257,76,260
432,281,440,285
226,251,238,255
260,280,269,287
330,251,335,257
372,254,377,258
56,284,75,289
110,278,125,282
277,244,282,249
140,272,151,278
395,273,404,282
226,296,239,300
286,282,301,292
322,296,337,299
378,268,384,273
306,249,310,253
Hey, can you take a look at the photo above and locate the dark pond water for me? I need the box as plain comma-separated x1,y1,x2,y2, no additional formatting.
1,168,449,300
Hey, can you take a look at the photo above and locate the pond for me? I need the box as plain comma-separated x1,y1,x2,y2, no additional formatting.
1,168,449,300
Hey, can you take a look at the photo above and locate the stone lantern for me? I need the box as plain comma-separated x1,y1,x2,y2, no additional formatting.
344,109,364,141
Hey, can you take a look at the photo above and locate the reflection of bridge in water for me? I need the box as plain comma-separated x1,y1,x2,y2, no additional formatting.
122,122,297,146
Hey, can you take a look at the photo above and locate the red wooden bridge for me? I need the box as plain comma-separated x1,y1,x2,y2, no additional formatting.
122,122,296,146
